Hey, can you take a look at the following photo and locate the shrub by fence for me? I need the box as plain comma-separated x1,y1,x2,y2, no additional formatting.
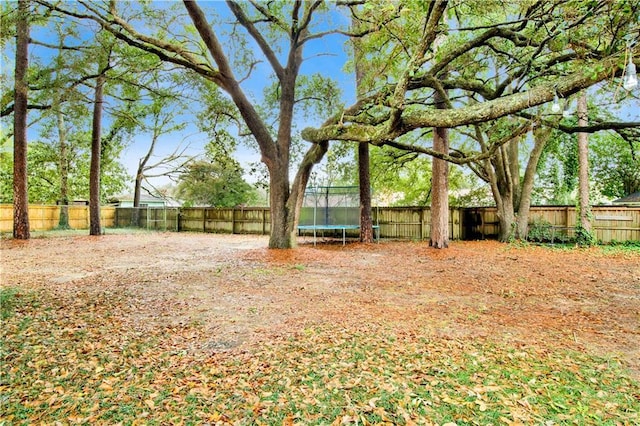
2,204,638,243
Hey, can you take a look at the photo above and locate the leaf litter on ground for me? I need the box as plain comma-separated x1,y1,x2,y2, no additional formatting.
1,287,638,425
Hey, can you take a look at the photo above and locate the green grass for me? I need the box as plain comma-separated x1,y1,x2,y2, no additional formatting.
512,239,640,255
2,288,638,425
0,287,22,320
602,240,640,255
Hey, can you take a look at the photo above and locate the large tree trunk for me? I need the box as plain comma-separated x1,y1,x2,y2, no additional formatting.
515,127,551,239
492,165,515,243
430,91,449,248
483,149,511,243
577,92,591,233
13,0,30,240
89,70,106,236
496,196,516,242
57,108,70,229
485,136,520,242
358,142,373,242
270,140,329,249
430,125,449,248
268,163,294,248
352,14,373,243
132,163,144,227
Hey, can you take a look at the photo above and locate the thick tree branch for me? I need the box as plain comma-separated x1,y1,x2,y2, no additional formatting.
302,52,634,145
1,103,51,117
34,0,223,84
518,111,640,134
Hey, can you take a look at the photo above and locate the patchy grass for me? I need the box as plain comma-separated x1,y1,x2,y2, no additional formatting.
602,240,640,255
1,287,638,425
0,287,21,320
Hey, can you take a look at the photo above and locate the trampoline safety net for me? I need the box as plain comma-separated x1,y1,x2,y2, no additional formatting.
299,186,360,227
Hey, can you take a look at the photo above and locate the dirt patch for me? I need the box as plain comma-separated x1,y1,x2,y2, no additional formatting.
2,233,639,376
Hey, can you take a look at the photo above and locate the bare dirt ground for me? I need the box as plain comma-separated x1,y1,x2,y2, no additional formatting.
2,232,639,377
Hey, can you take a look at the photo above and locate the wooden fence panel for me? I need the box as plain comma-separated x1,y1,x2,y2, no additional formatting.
0,205,115,232
0,205,12,232
68,206,89,229
509,206,639,243
204,208,234,233
27,205,57,231
376,207,423,239
373,207,461,241
450,208,462,240
592,207,640,243
233,208,270,234
180,208,206,232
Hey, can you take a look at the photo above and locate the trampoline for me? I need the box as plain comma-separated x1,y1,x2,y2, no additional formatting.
298,186,378,245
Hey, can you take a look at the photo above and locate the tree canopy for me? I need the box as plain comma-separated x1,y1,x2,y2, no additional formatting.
176,155,258,208
302,1,639,161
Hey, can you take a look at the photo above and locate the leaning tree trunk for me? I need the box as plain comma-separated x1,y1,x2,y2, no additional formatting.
577,92,591,234
515,127,552,239
89,70,106,236
12,0,30,240
430,91,449,248
133,125,159,226
132,164,144,227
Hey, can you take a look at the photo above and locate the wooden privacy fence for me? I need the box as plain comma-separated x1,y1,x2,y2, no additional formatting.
113,205,638,243
464,206,640,243
0,205,115,232
3,204,639,243
374,207,462,240
112,206,463,240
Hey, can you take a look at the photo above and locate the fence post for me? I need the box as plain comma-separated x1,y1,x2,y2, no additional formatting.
203,208,207,233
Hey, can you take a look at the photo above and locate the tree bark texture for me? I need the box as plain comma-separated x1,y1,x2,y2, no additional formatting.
577,92,591,232
515,128,551,239
13,0,30,240
430,90,449,249
89,70,105,236
132,169,143,227
494,142,518,242
358,142,373,243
